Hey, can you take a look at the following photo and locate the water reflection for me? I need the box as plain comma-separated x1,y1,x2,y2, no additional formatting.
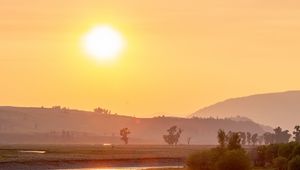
19,150,46,154
57,165,182,170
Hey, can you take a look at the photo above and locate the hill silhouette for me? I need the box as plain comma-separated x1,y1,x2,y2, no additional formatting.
0,106,268,144
192,91,300,132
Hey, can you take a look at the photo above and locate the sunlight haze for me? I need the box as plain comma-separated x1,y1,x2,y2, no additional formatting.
1,0,300,117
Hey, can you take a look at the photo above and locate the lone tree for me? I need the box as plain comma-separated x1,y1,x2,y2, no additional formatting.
120,128,130,144
163,125,182,145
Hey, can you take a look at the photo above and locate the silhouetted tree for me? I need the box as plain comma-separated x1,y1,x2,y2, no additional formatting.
94,107,111,114
258,135,264,145
218,129,227,148
251,133,258,146
274,127,291,144
163,125,182,145
263,132,275,145
120,128,130,144
239,132,246,145
52,106,61,110
226,131,233,144
293,125,300,142
246,132,251,145
227,132,242,150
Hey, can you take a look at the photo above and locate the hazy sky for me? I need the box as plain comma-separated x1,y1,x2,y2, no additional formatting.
1,0,300,117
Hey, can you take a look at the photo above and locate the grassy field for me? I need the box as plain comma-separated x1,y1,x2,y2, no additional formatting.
0,144,213,162
0,144,271,170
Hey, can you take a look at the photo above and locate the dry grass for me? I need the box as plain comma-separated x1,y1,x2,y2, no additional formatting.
0,144,212,162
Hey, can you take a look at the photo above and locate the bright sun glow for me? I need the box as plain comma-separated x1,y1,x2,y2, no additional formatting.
82,25,124,60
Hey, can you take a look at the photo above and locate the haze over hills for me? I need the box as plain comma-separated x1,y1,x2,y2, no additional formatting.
0,106,268,144
192,91,300,132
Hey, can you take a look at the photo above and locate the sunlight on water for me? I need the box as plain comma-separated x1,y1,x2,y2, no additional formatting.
19,150,46,154
57,166,182,170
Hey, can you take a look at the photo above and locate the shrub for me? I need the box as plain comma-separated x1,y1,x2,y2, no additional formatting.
253,145,267,167
186,150,219,170
273,156,288,170
266,144,280,163
288,155,300,170
215,150,251,170
278,143,296,159
291,144,300,158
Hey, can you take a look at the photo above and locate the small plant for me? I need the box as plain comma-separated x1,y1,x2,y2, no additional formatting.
273,156,288,170
187,149,220,170
288,155,300,170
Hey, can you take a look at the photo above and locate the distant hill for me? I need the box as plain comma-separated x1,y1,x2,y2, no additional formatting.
191,91,300,132
0,106,267,144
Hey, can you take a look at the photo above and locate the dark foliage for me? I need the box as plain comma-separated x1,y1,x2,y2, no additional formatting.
163,125,182,145
288,155,300,170
216,150,251,170
120,128,130,144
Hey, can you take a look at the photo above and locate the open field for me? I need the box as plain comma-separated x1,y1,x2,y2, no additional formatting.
0,144,214,162
0,144,213,169
0,144,268,170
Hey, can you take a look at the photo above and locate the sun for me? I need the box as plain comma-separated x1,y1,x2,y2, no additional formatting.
82,25,124,61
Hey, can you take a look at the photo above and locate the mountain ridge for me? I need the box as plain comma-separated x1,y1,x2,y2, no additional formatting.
0,106,268,144
192,90,300,132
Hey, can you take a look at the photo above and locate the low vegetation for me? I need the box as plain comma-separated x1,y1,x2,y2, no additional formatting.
186,125,300,170
187,130,251,170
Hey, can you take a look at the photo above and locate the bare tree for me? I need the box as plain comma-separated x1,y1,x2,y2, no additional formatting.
187,137,192,145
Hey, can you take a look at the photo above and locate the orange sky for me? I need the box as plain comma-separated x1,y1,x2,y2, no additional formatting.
1,0,300,117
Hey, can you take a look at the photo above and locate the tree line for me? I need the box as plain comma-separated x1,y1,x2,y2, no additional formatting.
187,127,300,170
119,125,300,145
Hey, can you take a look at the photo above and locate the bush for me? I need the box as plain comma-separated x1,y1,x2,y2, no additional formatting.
186,150,219,170
291,144,300,158
215,150,251,170
252,145,267,167
266,144,280,163
288,155,300,170
273,156,288,170
278,143,296,159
